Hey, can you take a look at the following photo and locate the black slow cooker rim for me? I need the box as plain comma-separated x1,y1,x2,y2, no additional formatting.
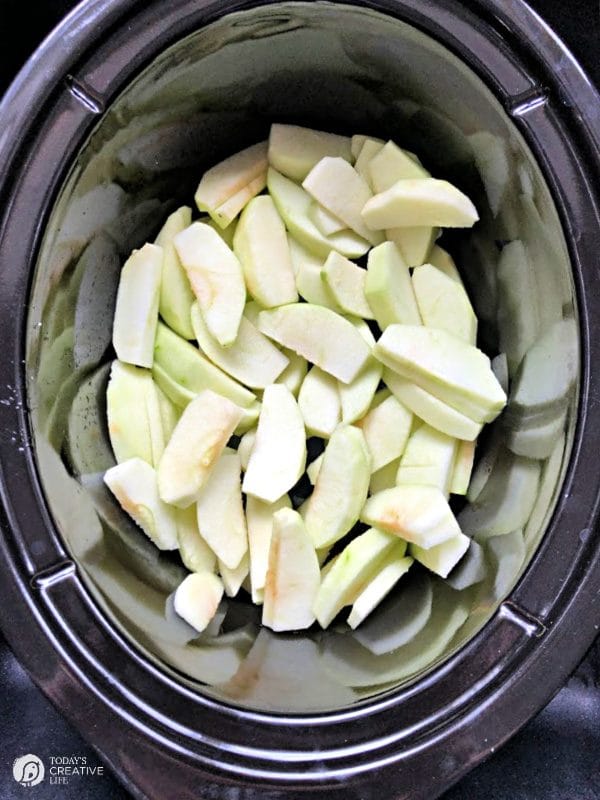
1,1,600,798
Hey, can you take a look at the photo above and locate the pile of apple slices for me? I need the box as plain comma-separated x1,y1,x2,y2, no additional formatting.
103,123,507,635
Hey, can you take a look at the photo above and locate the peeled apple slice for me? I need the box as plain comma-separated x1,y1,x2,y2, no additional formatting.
386,226,437,269
112,242,162,368
411,530,470,579
243,384,306,503
258,303,371,384
356,392,413,472
294,253,341,311
194,141,268,218
365,241,421,328
396,423,458,495
157,389,244,508
268,123,352,182
106,360,154,465
268,168,370,260
174,222,245,347
262,508,320,632
155,206,195,339
450,439,476,495
173,572,224,633
375,325,507,423
309,201,346,236
277,348,308,396
347,552,413,629
304,425,371,549
313,527,401,628
237,429,256,471
383,368,482,441
351,134,384,159
369,458,400,495
306,453,324,485
209,172,266,229
321,251,374,319
246,494,291,604
362,178,479,229
353,138,385,186
361,485,461,548
190,303,289,389
412,264,477,344
196,449,248,570
176,505,216,574
233,195,298,307
219,552,250,598
303,157,383,246
368,141,430,193
338,318,381,425
298,367,341,438
428,244,463,285
104,457,178,550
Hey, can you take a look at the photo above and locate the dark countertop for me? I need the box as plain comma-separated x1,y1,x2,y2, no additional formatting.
0,1,599,798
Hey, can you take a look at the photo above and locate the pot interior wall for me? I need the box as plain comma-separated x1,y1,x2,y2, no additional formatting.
26,2,578,712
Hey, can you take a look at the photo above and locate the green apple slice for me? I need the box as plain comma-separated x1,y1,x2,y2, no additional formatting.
298,366,341,438
174,222,245,347
357,391,413,472
176,505,217,574
262,508,320,632
351,134,384,159
194,141,268,217
369,458,400,494
396,423,458,495
268,123,352,181
173,573,224,633
295,254,341,311
313,527,402,628
196,449,247,570
361,485,461,548
112,242,162,368
383,368,482,441
410,532,470,578
347,551,413,629
268,168,370,260
306,452,324,485
237,428,256,471
209,172,266,229
386,226,437,268
190,303,289,389
155,206,195,339
219,551,250,598
375,325,507,423
309,201,346,236
154,321,256,410
233,195,298,307
104,457,178,550
365,241,421,328
246,494,291,604
157,389,244,508
368,140,430,193
428,244,463,285
321,251,374,319
258,303,371,384
243,384,306,503
412,264,477,344
106,360,154,465
450,439,476,495
362,178,479,229
304,425,371,549
354,138,385,186
303,157,383,245
277,348,308,396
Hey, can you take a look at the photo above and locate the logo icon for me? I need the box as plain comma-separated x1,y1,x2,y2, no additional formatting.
12,754,45,787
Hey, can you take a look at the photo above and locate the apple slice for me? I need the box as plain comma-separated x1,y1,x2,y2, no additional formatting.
268,124,352,181
412,264,477,344
219,551,250,598
258,303,371,384
368,140,430,193
209,172,266,229
396,423,458,495
155,206,195,339
351,134,384,159
173,573,224,633
337,318,381,425
268,168,370,260
190,303,288,389
361,485,461,548
369,458,400,494
374,325,507,423
104,457,178,550
157,389,244,508
262,508,320,632
383,368,482,441
354,138,385,186
313,526,401,628
194,141,268,217
306,452,324,485
309,201,346,236
196,449,247,570
428,244,463,285
237,428,256,471
321,252,374,319
106,360,154,465
365,241,421,328
298,366,341,438
246,494,291,604
450,439,476,495
174,222,245,347
410,532,470,579
362,178,479,229
176,505,216,574
112,242,162,368
294,252,341,311
356,391,413,472
347,551,413,629
303,157,383,245
277,348,308,396
304,425,371,549
243,384,306,503
386,226,437,268
204,216,238,249
233,195,298,307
